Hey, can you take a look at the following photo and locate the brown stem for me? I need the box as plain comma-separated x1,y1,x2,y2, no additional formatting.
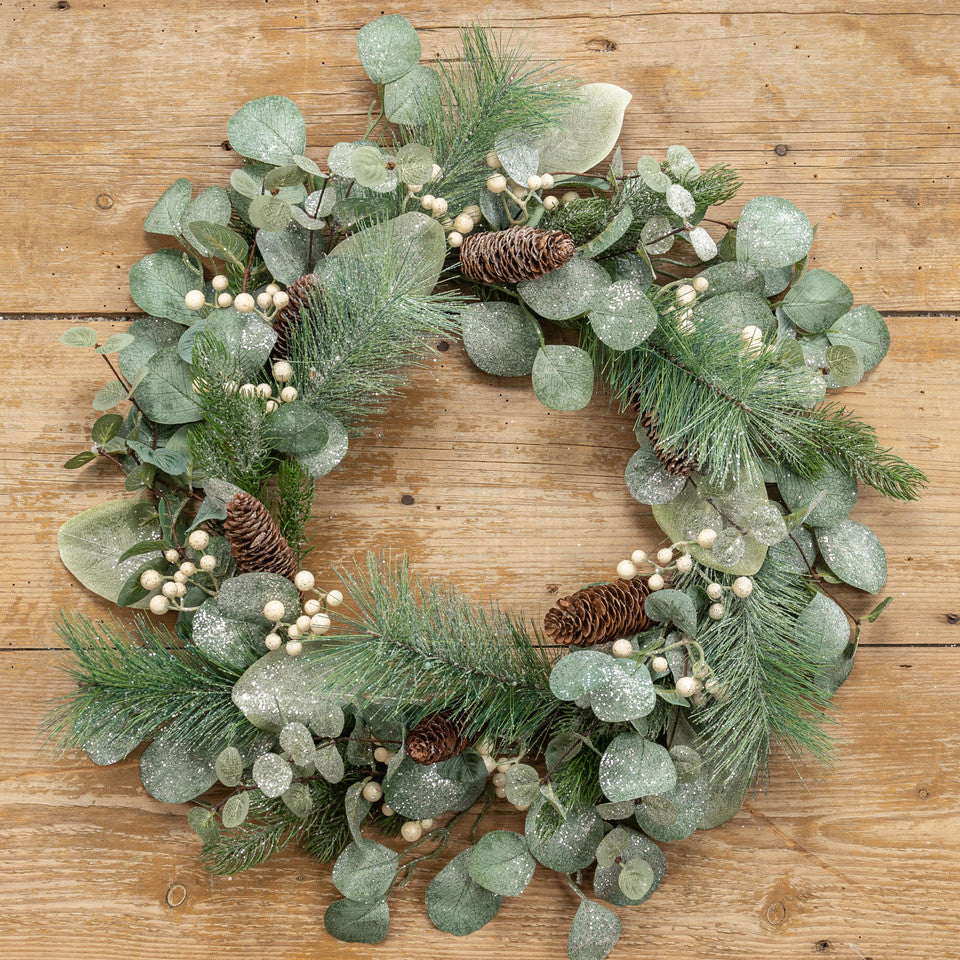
99,351,157,449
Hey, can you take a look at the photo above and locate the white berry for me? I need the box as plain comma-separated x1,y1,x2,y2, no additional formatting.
263,600,285,621
706,582,724,601
741,324,764,344
295,615,311,633
326,590,344,607
616,559,638,580
256,382,272,399
272,291,290,309
541,173,555,189
491,771,506,787
692,276,709,293
526,175,542,191
675,676,700,698
239,383,256,398
651,655,669,673
430,164,442,180
561,191,579,205
708,602,725,620
420,818,435,831
287,625,301,640
486,174,507,194
362,781,383,803
447,231,463,248
401,821,423,842
543,195,559,211
257,291,273,310
184,289,206,311
280,386,298,403
453,213,474,234
647,573,665,591
264,633,282,651
199,554,217,572
179,561,197,577
431,197,449,217
631,549,647,565
285,640,303,656
234,292,255,313
265,399,279,414
161,581,179,599
676,283,697,305
675,554,693,574
173,571,187,584
217,292,233,308
483,755,497,773
149,595,170,616
732,576,754,598
310,613,331,635
211,275,229,292
140,569,163,591
381,803,394,816
294,570,315,591
264,283,280,296
611,638,634,658
420,194,435,210
188,529,210,551
272,360,293,382
373,747,390,764
485,151,501,168
494,786,507,798
697,528,718,549
303,598,321,616
164,548,180,563
656,547,673,566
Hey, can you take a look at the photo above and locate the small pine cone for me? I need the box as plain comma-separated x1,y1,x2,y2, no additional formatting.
405,712,469,765
633,406,698,478
223,492,298,581
271,273,318,361
543,578,652,647
459,226,576,285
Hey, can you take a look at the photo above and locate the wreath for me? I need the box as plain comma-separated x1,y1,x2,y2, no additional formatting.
48,15,925,959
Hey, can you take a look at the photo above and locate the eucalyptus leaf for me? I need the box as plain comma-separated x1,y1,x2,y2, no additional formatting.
618,858,656,901
468,830,535,896
139,730,217,803
495,128,540,185
144,178,192,236
129,249,200,325
518,255,609,322
324,897,389,944
825,343,864,388
356,14,421,84
593,828,665,906
384,65,441,125
532,345,594,412
797,591,851,662
624,445,688,505
781,268,853,334
248,194,293,232
549,648,618,701
135,347,202,424
180,186,232,257
252,752,293,798
425,848,504,936
227,96,307,165
815,519,887,593
504,763,540,807
665,183,695,219
93,380,127,411
567,900,622,960
60,325,99,347
524,796,604,872
461,300,541,377
333,839,399,903
215,746,244,787
688,226,718,261
777,464,857,528
599,734,676,803
693,289,775,337
695,262,766,297
383,754,486,819
736,196,814,270
666,145,700,180
588,279,658,351
265,400,329,456
187,806,220,844
117,316,183,380
190,221,249,267
589,660,655,723
315,743,345,784
640,214,675,255
827,305,890,371
644,589,697,636
634,776,709,842
394,142,433,186
221,791,251,829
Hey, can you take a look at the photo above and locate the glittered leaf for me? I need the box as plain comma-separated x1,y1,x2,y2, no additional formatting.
384,65,441,125
468,830,535,897
383,754,486,820
589,660,655,723
144,178,192,237
781,268,853,334
524,797,605,873
248,194,293,233
532,345,594,412
644,589,697,637
593,828,665,907
618,858,656,901
128,249,200,325
505,763,540,808
356,14,421,84
221,791,251,829
518,255,609,322
333,839,399,903
695,262,766,297
736,196,814,270
580,205,634,259
688,226,718,261
827,305,890,372
495,128,540,185
567,900,622,960
815,519,887,593
797,592,851,662
215,746,244,787
256,225,309,284
252,752,293,798
665,183,695,219
666,145,700,180
634,776,708,841
824,343,864,388
227,96,306,166
461,301,541,377
135,347,202,424
426,848,503,936
324,897,389,944
315,743,345,784
600,734,675,803
777,464,857,528
588,280,658,351
624,445,688,505
550,649,618,701
295,411,349,480
139,730,217,803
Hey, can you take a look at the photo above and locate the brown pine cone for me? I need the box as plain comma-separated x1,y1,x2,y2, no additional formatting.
543,577,652,647
458,226,576,285
633,405,698,478
223,492,298,581
271,273,319,361
405,712,469,765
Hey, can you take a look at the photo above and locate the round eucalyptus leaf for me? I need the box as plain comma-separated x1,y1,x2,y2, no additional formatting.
640,215,675,255
221,791,250,829
468,830,535,896
248,194,293,233
215,746,244,787
636,156,670,192
634,776,708,842
525,797,605,873
384,65,441,125
324,897,389,944
777,464,857,528
144,178,192,236
256,224,309,284
549,648,618,701
644,589,698,636
461,301,540,377
593,828,665,906
350,144,387,187
736,196,814,270
532,345,594,412
139,729,217,804
827,305,890,371
356,14,421,83
333,839,399,903
665,183,695,219
252,752,293,798
589,660,655,723
128,249,200,325
625,445,688,505
695,262,765,297
824,343,864,388
227,96,306,165
693,290,775,337
618,857,656,901
815,518,887,593
588,281,658,351
383,754,486,819
566,899,622,960
425,848,503,936
688,226,717,261
296,411,349,480
394,142,433,185
666,145,700,179
599,734,676,803
518,255,609,322
60,326,98,347
781,268,854,334
797,591,851,662
505,763,540,807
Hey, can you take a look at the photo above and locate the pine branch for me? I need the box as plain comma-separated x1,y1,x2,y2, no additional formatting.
290,240,461,431
688,558,836,782
44,615,256,758
400,24,575,212
189,333,276,493
270,458,316,562
317,553,577,750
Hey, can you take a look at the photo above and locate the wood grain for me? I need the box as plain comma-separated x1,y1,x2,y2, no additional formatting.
3,647,958,959
3,3,959,959
2,1,959,311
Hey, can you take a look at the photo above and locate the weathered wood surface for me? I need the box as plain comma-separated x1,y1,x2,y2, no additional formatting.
2,2,958,959
2,1,959,311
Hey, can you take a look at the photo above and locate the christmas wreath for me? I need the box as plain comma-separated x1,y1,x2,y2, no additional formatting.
48,15,926,959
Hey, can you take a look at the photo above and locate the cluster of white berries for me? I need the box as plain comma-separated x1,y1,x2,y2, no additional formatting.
185,279,290,318
646,641,728,705
218,360,298,414
703,573,754,622
476,741,531,810
261,572,343,657
140,529,219,616
484,152,560,224
673,276,710,334
614,542,693,593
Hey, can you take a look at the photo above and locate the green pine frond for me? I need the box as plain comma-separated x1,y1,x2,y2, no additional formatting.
270,458,316,561
689,558,835,782
44,614,256,758
316,553,576,750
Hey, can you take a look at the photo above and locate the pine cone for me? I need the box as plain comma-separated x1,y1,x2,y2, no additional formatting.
459,226,575,285
634,406,698,478
271,273,318,361
405,712,469,765
223,492,298,580
543,577,652,647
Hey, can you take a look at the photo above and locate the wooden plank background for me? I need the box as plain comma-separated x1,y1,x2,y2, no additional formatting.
2,2,958,958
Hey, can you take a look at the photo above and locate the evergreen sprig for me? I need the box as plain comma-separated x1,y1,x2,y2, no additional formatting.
318,554,576,749
270,458,316,561
401,24,575,212
689,558,835,781
44,615,256,757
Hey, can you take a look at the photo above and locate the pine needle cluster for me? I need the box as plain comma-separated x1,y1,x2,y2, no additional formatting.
400,24,575,212
290,238,461,430
318,554,576,750
269,458,316,562
44,615,256,758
